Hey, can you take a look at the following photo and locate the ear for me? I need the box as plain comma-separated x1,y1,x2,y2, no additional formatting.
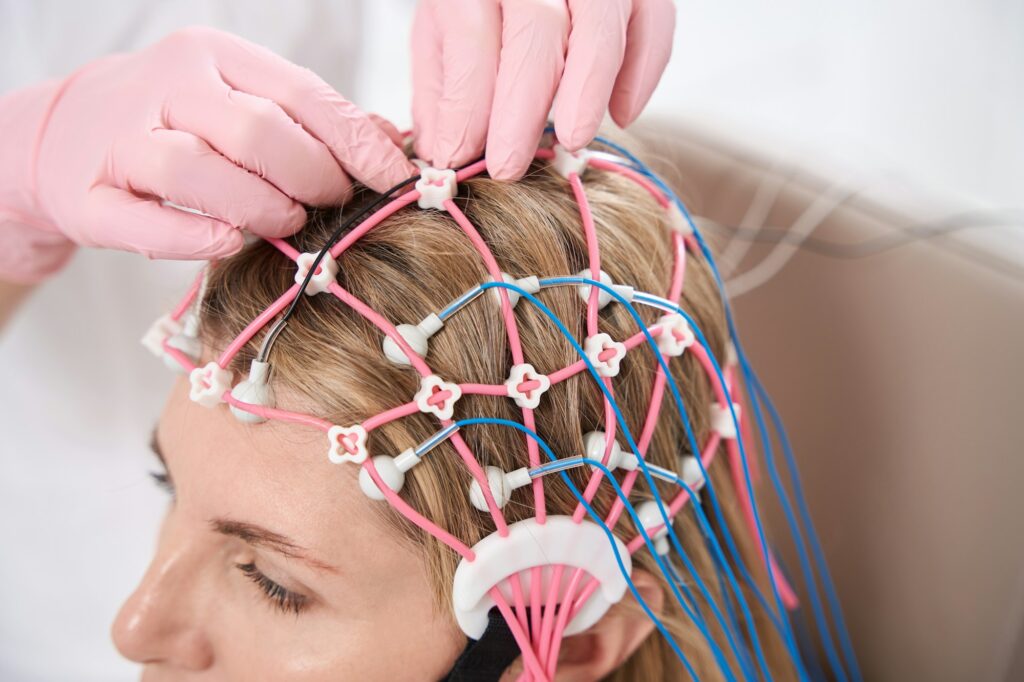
553,568,665,681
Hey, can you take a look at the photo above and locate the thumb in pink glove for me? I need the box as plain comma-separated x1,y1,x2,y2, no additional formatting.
411,0,676,181
0,26,418,284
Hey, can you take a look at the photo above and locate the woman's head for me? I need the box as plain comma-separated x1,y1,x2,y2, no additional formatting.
113,148,793,680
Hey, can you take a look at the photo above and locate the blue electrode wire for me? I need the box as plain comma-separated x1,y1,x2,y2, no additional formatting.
480,280,775,681
455,417,703,680
589,135,860,675
629,289,805,667
532,278,787,675
588,135,859,681
536,276,801,678
745,364,861,681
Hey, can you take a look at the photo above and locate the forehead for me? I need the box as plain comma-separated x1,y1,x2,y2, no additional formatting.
156,375,385,560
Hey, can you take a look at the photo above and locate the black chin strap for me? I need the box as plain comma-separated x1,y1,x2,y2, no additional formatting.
442,608,527,682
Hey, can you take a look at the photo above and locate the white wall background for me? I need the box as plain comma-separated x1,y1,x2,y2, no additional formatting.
0,1,1020,680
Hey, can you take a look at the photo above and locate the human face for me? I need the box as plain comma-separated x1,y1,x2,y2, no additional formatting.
111,375,466,680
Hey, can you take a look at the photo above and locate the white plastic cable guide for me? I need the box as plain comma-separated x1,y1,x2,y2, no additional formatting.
490,273,541,308
468,465,533,512
359,448,422,500
635,500,671,556
575,268,636,309
582,430,639,471
452,516,631,639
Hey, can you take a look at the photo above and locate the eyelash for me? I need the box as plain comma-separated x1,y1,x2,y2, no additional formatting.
236,562,309,615
149,469,175,496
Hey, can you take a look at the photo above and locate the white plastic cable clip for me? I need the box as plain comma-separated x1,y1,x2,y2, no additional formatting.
656,313,695,357
359,448,422,500
452,517,631,639
584,333,627,377
504,363,551,409
414,374,463,421
666,203,693,236
680,455,706,499
141,313,183,361
489,273,540,309
468,466,532,511
294,251,339,296
415,167,458,211
188,361,233,408
382,313,444,366
725,341,738,367
709,402,742,439
552,144,591,179
576,269,633,308
583,430,638,471
327,424,368,465
229,360,274,423
164,327,202,372
635,500,672,555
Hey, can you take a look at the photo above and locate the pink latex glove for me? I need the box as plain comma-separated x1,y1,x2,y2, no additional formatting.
411,0,676,180
0,26,417,285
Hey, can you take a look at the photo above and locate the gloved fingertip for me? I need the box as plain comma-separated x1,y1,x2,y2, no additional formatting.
487,157,527,182
609,87,648,129
211,229,246,259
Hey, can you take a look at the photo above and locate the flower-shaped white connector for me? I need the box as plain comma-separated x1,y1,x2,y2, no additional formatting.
141,314,183,360
489,273,541,309
382,314,444,366
229,360,275,424
666,203,693,236
188,361,233,408
415,167,457,211
656,313,695,357
552,144,591,179
327,424,368,465
504,363,551,409
584,333,627,378
294,251,339,296
414,374,463,421
709,402,742,439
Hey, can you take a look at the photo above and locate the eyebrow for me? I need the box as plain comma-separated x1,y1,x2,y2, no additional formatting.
148,425,340,575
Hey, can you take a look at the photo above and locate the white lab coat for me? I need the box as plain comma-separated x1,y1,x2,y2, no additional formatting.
0,2,411,679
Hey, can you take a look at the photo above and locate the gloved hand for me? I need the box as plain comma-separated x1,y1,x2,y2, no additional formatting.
0,26,417,284
411,0,676,181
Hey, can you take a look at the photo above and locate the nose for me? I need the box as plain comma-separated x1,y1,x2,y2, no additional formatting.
111,513,214,670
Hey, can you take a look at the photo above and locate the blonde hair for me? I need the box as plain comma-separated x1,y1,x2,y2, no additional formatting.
199,146,797,680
